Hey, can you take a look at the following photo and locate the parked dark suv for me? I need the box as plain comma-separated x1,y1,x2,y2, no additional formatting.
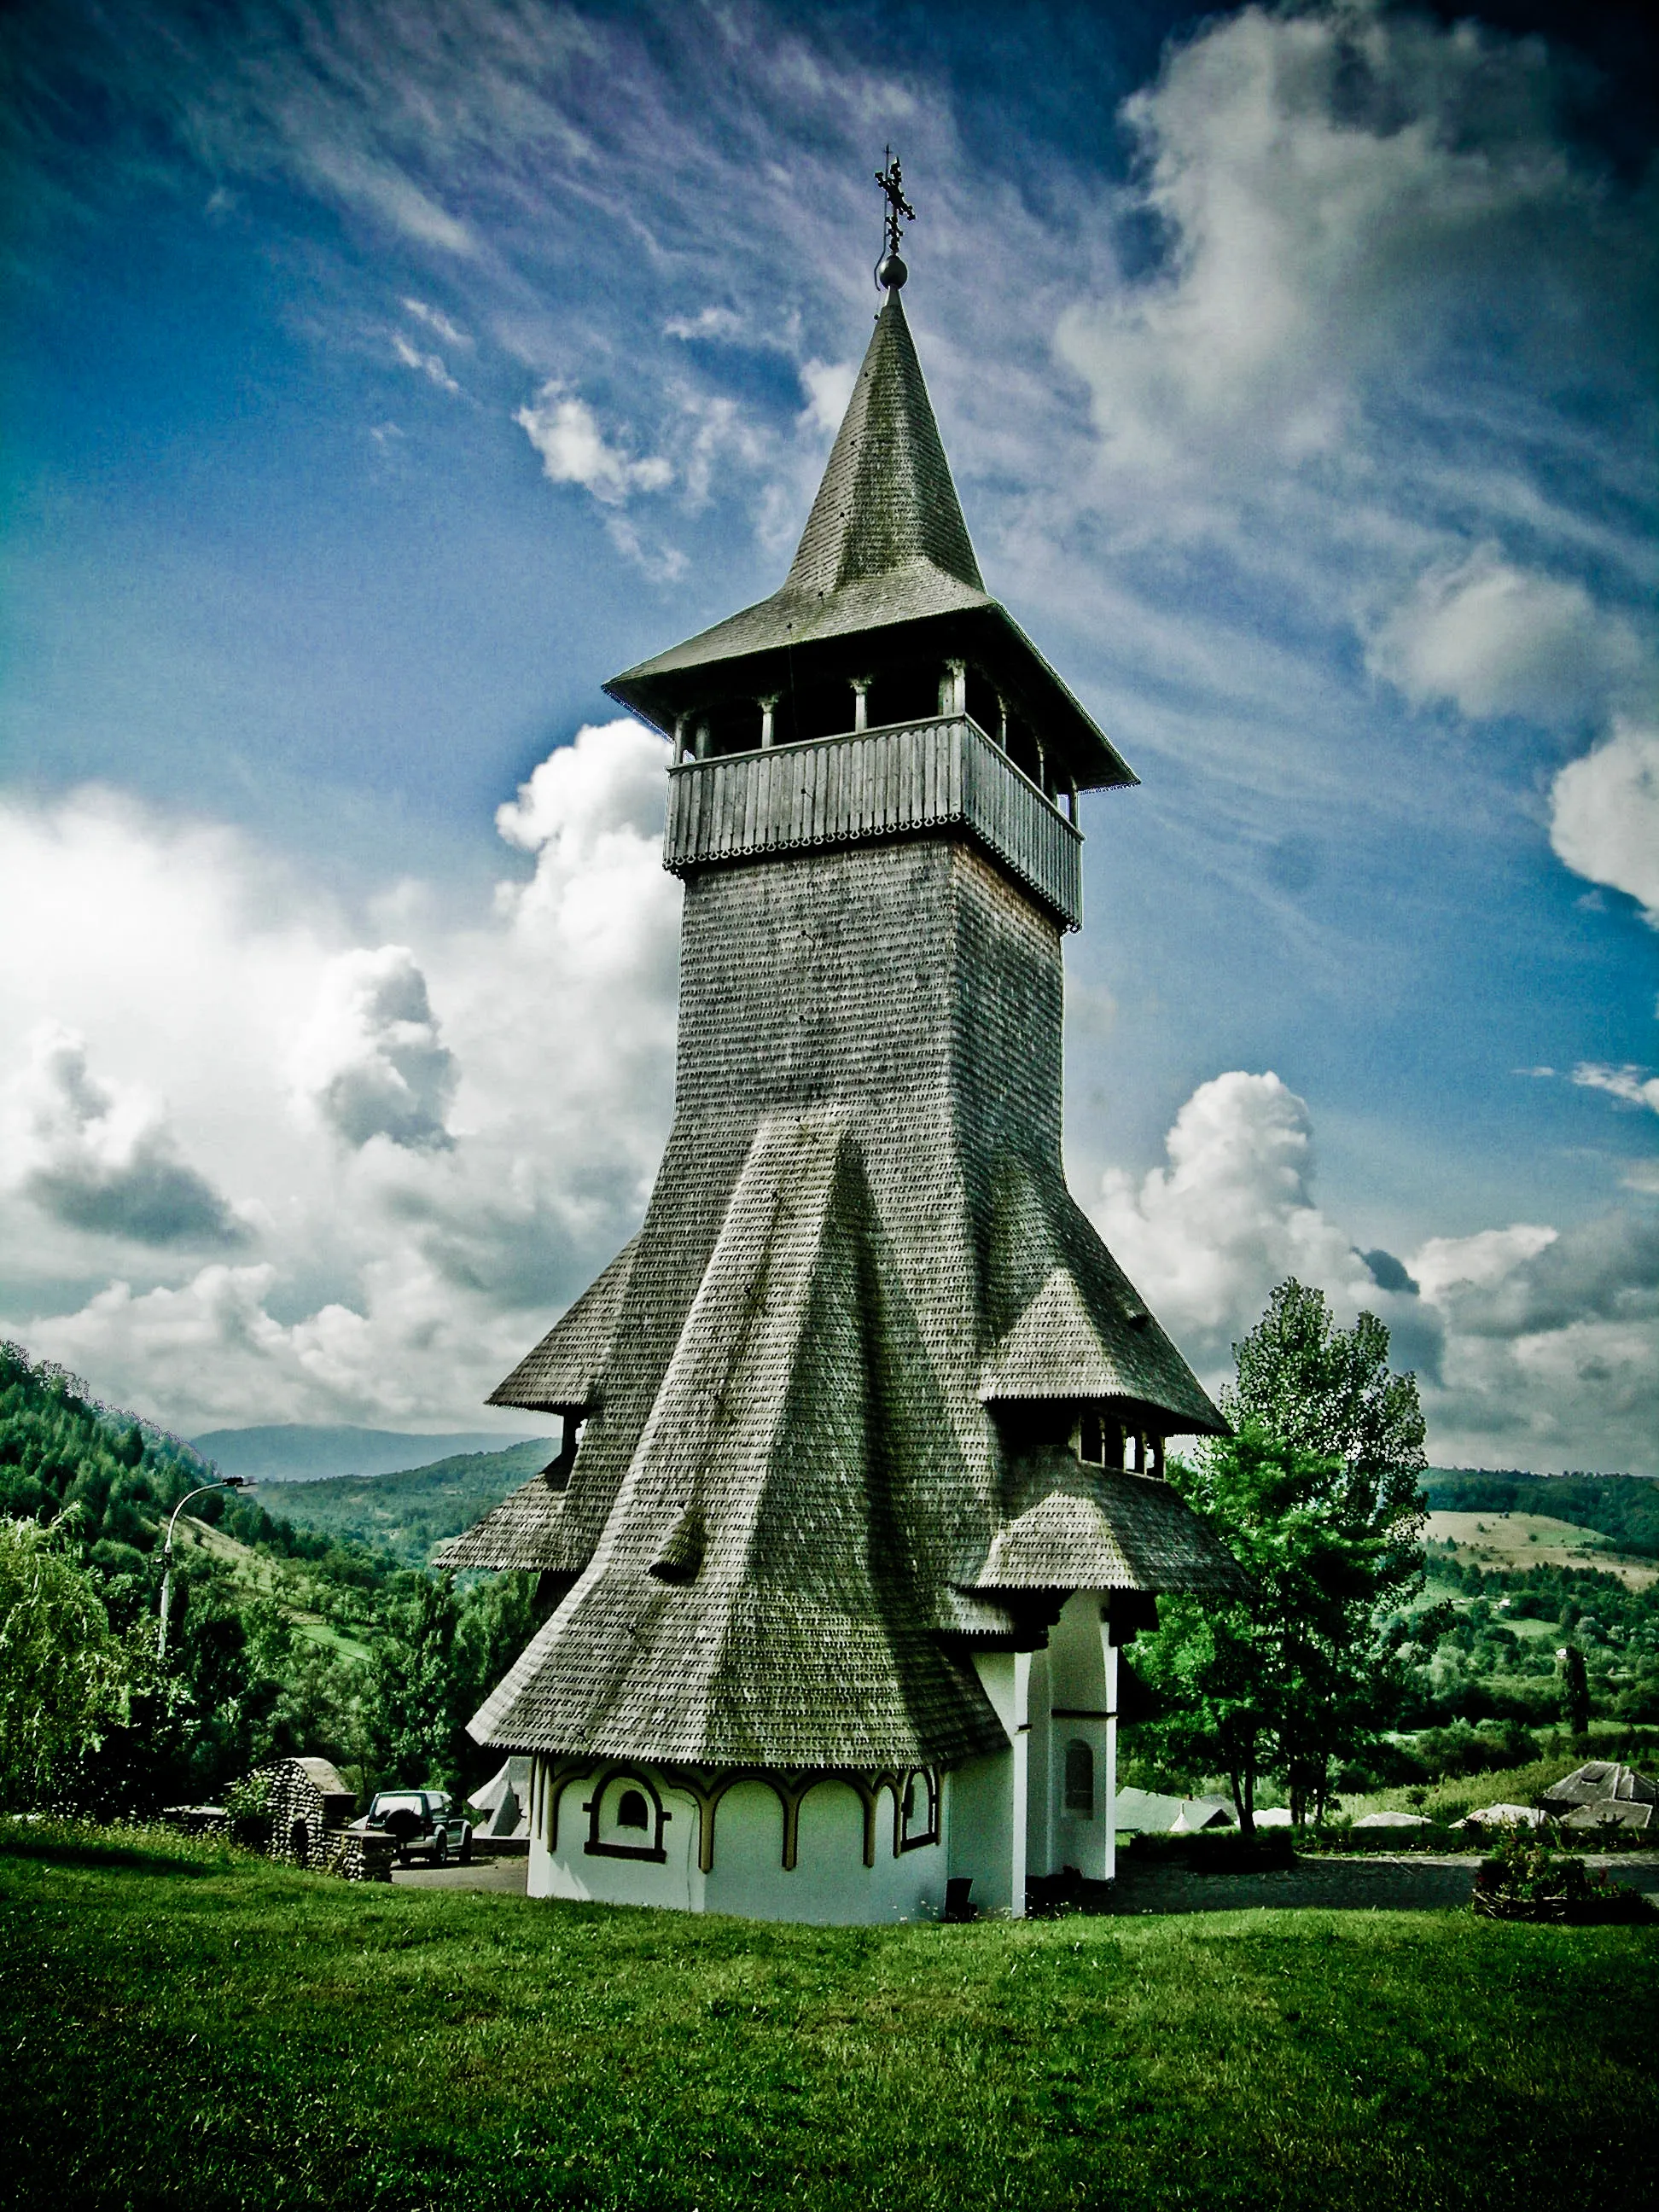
351,1788,473,1866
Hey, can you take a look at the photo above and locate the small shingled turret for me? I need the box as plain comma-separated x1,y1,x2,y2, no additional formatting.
443,165,1242,1924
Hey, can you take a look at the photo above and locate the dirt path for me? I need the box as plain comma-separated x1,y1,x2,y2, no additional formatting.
390,1855,528,1894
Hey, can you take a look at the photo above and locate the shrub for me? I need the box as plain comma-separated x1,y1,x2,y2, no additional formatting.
1472,1827,1655,1923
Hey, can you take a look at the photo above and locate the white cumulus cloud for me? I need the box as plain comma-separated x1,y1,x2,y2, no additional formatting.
515,384,672,505
291,946,458,1152
1055,1,1622,474
1097,1073,1657,1472
0,725,682,1433
1369,552,1646,727
1097,1069,1372,1358
1549,719,1659,927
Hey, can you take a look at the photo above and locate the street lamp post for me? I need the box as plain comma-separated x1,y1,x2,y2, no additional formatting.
157,1476,251,1657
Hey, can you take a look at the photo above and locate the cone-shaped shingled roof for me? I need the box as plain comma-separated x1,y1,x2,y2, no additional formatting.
783,290,983,601
605,290,1135,791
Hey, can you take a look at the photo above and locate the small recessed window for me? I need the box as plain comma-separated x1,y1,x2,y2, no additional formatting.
616,1789,649,1831
1080,1413,1104,1465
1064,1740,1094,1818
899,1767,938,1851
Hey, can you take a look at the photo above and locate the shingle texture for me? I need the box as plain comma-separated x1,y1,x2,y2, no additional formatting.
463,839,1229,1763
605,294,1134,793
979,1452,1249,1598
614,294,987,681
490,1236,638,1412
457,282,1236,1771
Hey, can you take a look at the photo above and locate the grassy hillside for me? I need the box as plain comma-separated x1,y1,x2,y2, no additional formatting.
1424,1509,1658,1590
172,1516,375,1662
268,1440,554,1564
5,1822,1656,2212
1423,1470,1659,1557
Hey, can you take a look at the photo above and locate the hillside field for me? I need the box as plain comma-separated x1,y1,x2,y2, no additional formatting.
5,1822,1656,2212
1424,1511,1658,1590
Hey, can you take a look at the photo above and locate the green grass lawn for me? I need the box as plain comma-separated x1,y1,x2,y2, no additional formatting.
6,1823,1656,2212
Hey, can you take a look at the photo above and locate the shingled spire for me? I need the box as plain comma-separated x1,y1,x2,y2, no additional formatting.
606,232,1135,793
783,289,983,604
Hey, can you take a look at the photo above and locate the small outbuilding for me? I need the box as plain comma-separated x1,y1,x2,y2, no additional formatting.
264,1755,357,1867
1114,1787,1237,1836
1464,1803,1545,1831
467,1755,533,1848
1542,1761,1656,1835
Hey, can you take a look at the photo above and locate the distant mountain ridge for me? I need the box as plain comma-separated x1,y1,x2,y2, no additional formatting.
259,1440,555,1564
189,1423,542,1484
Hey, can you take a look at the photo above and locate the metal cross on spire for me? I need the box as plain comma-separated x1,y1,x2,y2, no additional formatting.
875,148,915,292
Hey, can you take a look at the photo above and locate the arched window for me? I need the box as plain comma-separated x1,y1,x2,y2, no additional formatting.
897,1767,939,1852
1064,1740,1094,1819
584,1770,669,1862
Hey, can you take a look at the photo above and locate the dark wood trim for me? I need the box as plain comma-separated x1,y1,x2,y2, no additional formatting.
582,1767,670,1863
894,1767,940,1855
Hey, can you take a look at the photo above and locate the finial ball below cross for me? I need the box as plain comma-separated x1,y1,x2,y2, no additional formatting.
876,148,916,292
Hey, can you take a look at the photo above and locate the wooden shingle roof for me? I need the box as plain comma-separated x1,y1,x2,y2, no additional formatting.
490,1236,638,1413
471,1111,1006,1767
605,293,1134,794
976,1458,1249,1598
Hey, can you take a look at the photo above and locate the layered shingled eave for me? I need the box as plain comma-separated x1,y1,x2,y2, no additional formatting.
603,293,1133,794
469,1110,1008,1770
489,1236,638,1412
432,1473,573,1575
975,1461,1251,1600
980,1264,1225,1435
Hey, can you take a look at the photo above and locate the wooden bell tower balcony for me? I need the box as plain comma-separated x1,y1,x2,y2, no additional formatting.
662,712,1085,931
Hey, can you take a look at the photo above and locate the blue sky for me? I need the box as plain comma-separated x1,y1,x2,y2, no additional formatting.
1,0,1655,1469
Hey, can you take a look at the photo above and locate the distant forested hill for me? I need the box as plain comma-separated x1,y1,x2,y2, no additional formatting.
191,1424,538,1483
1423,1470,1659,1558
267,1441,554,1564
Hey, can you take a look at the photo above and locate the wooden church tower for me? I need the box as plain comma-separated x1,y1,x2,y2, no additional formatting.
441,169,1243,1921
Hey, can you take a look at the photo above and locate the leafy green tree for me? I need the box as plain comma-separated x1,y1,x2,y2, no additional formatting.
360,1569,550,1798
1133,1280,1428,1829
361,1571,466,1789
0,1516,132,1809
1231,1280,1426,1600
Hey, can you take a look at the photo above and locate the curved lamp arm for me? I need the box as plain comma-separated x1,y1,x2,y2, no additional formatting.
156,1475,250,1658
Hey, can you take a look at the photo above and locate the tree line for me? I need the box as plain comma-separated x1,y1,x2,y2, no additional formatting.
0,1342,550,1813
